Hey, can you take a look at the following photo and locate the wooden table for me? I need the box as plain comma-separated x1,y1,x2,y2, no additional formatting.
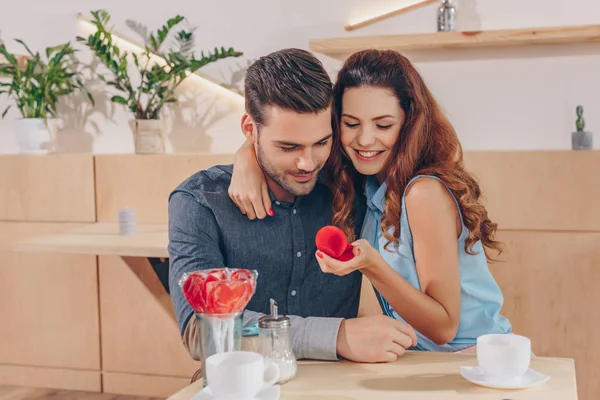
166,352,577,400
12,222,168,258
13,222,175,320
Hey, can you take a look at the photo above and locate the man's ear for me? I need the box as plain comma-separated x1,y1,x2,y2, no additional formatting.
241,113,258,142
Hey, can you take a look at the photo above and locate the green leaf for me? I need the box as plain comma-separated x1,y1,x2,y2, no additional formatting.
25,59,36,76
45,43,69,59
167,16,184,29
0,44,18,65
96,9,111,25
150,34,158,50
111,95,128,105
157,27,167,43
1,106,11,119
87,91,95,106
14,39,37,58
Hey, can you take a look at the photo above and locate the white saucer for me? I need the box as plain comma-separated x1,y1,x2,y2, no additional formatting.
460,366,550,390
191,384,280,400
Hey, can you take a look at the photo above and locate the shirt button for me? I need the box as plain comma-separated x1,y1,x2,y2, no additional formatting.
275,201,281,206
296,251,302,258
292,209,297,215
291,290,297,296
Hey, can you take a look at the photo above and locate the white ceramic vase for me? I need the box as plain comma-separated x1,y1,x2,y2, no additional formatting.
132,119,165,154
14,118,52,154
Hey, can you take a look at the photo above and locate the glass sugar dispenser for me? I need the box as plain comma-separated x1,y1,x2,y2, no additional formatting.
258,299,297,384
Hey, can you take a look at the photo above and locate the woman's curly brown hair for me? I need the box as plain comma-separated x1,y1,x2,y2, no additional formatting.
324,49,501,261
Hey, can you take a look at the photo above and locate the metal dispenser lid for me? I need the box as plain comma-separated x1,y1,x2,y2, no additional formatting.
258,299,290,329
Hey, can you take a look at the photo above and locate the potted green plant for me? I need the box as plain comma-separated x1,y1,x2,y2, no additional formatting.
77,10,243,154
0,40,92,154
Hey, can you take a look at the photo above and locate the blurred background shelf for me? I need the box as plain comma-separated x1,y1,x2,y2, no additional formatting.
310,24,600,59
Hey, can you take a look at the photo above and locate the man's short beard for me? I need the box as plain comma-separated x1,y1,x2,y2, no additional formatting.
256,143,318,197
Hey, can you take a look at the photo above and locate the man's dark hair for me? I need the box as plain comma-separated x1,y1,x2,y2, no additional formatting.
244,48,333,127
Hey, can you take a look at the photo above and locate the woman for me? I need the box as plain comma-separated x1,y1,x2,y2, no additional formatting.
230,49,512,352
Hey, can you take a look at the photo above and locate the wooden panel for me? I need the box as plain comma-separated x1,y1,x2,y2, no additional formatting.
14,222,169,258
0,222,101,370
311,24,600,59
94,152,600,229
99,256,199,377
463,151,600,231
0,155,95,222
103,372,190,398
95,154,235,223
0,365,100,392
490,230,600,400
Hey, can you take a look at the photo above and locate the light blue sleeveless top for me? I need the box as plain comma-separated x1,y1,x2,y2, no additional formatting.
361,174,512,352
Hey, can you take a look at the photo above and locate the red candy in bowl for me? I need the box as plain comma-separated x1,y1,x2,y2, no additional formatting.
180,268,258,315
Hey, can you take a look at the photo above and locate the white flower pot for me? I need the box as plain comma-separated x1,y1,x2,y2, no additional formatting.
14,118,53,154
132,119,165,154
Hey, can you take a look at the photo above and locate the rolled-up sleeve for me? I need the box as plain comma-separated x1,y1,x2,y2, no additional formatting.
243,311,342,360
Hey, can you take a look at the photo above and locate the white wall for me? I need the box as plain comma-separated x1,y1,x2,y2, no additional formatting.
1,0,599,154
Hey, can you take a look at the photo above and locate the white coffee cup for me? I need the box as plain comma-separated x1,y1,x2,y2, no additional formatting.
477,334,531,380
206,351,280,399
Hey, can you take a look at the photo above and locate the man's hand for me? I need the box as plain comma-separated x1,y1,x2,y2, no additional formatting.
336,315,418,363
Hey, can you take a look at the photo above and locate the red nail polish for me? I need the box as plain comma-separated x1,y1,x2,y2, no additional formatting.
317,252,323,259
269,208,274,216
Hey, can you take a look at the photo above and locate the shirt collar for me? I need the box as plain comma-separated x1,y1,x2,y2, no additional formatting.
365,176,387,214
268,178,327,208
268,189,294,208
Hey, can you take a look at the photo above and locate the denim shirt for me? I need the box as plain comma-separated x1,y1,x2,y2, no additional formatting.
168,165,364,360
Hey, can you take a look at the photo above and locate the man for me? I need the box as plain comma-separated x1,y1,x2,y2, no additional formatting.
168,48,416,363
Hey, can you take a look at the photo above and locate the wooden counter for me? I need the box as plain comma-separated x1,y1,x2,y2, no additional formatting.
167,352,578,400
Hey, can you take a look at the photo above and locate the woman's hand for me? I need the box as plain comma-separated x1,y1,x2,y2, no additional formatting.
229,140,273,220
316,239,382,276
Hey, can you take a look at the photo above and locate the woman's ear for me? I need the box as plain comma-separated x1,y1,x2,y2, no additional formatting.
241,113,258,142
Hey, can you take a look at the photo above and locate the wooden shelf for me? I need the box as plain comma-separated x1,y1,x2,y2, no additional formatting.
310,24,600,59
